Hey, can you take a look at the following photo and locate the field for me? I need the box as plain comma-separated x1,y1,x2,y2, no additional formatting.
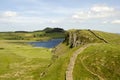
0,41,52,80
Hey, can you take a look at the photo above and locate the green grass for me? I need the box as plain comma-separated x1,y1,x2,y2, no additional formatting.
73,44,120,80
92,30,120,44
41,30,120,80
65,29,120,45
0,41,52,80
41,43,81,80
0,31,65,41
64,29,120,80
0,29,120,80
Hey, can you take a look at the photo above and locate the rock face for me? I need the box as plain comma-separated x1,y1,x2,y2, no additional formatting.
64,29,107,48
64,30,83,48
68,31,77,47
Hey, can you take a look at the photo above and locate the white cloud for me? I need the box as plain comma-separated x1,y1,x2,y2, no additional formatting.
0,11,49,24
72,5,116,20
111,20,120,24
72,11,91,20
0,16,45,24
102,21,108,24
3,11,17,17
51,20,59,23
91,5,114,12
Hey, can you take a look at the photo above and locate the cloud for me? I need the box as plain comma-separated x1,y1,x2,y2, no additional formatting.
102,21,108,24
0,16,46,24
111,20,120,24
0,10,49,24
2,11,17,17
72,5,116,20
50,20,59,24
72,11,90,20
91,5,114,12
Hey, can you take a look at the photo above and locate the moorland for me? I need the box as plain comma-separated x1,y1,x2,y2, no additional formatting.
0,28,120,80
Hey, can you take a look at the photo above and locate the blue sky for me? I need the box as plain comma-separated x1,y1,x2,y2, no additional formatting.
0,0,120,33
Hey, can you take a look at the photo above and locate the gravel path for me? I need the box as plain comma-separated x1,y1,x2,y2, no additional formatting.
66,44,91,80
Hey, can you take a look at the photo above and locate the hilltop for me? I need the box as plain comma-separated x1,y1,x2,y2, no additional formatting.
0,27,65,41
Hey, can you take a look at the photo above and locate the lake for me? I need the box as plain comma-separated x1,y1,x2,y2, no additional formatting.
27,39,64,48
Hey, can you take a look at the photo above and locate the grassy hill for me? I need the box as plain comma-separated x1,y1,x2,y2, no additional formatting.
0,27,65,41
40,43,81,80
73,44,120,80
93,30,120,44
66,29,120,80
40,29,120,80
0,29,120,80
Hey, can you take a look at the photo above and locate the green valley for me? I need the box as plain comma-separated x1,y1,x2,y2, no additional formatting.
0,29,120,80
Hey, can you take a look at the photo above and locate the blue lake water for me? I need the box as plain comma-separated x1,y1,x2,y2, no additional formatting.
27,39,64,48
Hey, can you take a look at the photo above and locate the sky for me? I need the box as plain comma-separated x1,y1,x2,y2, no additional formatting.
0,0,120,33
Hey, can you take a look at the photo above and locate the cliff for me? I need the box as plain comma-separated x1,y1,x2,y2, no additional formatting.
64,29,108,48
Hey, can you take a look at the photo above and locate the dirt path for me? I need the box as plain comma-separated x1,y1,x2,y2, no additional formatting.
66,44,91,80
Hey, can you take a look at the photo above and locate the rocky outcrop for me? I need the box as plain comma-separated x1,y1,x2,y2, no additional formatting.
64,30,84,48
64,29,108,48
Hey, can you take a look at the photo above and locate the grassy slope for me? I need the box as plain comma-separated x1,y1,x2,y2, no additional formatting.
93,30,120,44
74,30,102,43
41,43,81,80
0,31,65,41
40,30,120,80
73,44,120,80
73,30,120,80
0,41,51,80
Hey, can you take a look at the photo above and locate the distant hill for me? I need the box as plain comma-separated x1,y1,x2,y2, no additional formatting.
0,27,65,41
43,27,65,33
14,31,29,33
